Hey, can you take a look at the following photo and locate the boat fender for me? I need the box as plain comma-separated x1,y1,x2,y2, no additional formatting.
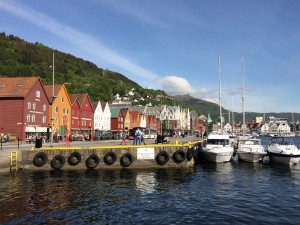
85,154,100,169
68,152,82,166
172,149,186,163
197,142,203,151
186,148,193,161
155,151,170,166
104,151,117,165
33,152,48,167
50,155,65,170
233,150,237,157
120,153,134,167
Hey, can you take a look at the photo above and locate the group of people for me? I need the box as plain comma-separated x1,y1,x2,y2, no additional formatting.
119,128,146,145
133,128,146,145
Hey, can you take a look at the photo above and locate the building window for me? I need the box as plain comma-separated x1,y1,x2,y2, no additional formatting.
72,119,74,125
31,114,35,122
56,106,58,113
66,108,69,114
61,96,64,103
63,108,66,114
26,114,30,122
35,90,40,98
32,102,36,110
43,104,46,111
42,116,47,123
27,101,31,109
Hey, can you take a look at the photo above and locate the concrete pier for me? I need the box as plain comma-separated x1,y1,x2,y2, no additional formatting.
0,139,202,174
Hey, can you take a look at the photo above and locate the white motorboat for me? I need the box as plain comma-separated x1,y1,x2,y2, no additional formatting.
201,56,234,163
235,56,267,163
202,132,234,163
236,136,267,162
267,136,300,165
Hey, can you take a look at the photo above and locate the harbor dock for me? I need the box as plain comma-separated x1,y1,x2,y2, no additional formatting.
0,137,202,174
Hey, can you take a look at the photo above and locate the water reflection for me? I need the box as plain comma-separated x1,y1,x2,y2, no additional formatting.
136,172,156,195
2,164,300,224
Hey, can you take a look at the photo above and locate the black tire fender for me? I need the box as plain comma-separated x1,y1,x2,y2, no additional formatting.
155,151,170,166
104,151,117,165
51,155,65,170
85,154,100,169
186,148,194,161
68,152,82,166
120,153,134,167
33,152,48,167
172,149,186,163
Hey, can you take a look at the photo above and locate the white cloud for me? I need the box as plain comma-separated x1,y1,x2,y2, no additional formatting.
158,76,197,95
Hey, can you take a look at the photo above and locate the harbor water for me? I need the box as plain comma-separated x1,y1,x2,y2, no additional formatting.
1,136,300,224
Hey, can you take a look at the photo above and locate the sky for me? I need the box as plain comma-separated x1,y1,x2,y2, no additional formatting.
0,0,300,114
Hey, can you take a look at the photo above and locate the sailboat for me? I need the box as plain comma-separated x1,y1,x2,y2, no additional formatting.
201,56,234,163
236,56,267,162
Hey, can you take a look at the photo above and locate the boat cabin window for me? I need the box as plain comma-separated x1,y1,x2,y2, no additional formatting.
270,137,293,145
207,139,229,145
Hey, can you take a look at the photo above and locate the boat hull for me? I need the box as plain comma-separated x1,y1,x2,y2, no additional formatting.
202,151,233,163
237,151,267,163
268,152,300,165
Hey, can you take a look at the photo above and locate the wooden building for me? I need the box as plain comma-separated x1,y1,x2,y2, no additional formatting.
0,77,49,141
69,93,94,140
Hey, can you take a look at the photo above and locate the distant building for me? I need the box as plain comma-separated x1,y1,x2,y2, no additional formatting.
110,100,132,109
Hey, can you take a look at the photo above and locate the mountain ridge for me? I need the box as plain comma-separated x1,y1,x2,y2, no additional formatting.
1,32,299,123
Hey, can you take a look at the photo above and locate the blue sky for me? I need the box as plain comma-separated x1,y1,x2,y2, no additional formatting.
0,0,300,114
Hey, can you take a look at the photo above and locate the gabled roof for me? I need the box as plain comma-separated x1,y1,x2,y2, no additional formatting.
44,84,65,104
69,93,88,105
110,107,121,118
101,102,107,110
130,111,140,118
0,77,47,99
92,101,99,112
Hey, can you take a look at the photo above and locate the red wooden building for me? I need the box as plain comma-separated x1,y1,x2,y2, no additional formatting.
69,93,94,140
0,77,50,141
110,108,126,131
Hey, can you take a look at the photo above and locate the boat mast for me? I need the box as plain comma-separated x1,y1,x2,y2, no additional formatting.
218,55,223,131
242,55,245,136
231,95,235,133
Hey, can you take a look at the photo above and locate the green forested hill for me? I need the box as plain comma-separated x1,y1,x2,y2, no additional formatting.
0,33,168,104
2,33,296,123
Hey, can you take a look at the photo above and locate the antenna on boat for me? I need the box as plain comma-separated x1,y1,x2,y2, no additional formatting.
218,55,223,132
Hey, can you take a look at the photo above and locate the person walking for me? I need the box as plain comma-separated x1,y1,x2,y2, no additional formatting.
141,129,146,145
120,131,127,145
